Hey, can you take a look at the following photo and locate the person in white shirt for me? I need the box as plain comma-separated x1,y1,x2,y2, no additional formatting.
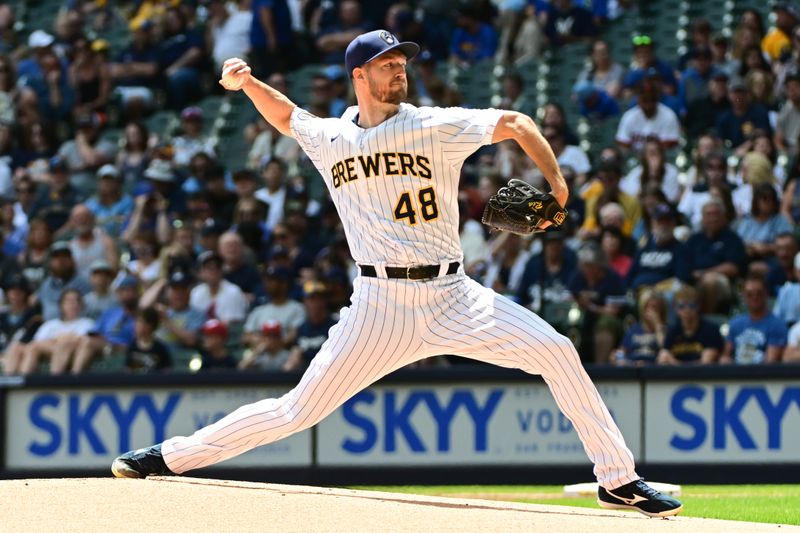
616,78,680,154
243,266,305,349
189,251,248,324
16,288,94,375
784,320,800,362
620,138,681,202
678,151,729,229
65,204,119,273
208,0,253,71
254,156,288,229
172,107,216,167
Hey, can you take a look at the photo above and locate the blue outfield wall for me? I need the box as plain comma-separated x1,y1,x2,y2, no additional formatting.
2,365,800,484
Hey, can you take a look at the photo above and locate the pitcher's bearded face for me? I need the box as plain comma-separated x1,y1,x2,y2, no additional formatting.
364,51,408,104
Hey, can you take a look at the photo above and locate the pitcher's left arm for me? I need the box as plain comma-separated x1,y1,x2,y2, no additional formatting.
491,111,568,207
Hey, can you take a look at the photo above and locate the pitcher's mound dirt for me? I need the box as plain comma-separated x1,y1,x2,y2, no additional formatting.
0,477,794,532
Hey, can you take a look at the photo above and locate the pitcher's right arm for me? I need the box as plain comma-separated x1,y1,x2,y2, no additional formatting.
220,58,297,137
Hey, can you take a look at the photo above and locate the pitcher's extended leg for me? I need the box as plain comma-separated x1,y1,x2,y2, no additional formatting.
161,278,424,474
421,276,637,488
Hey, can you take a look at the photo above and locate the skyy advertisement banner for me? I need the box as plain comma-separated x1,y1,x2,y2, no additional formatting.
5,387,311,469
645,381,800,463
317,382,642,465
6,380,800,470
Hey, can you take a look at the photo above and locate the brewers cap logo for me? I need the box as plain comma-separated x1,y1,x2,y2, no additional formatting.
380,31,396,45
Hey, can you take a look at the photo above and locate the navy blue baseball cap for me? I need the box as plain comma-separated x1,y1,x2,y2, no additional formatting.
345,30,419,76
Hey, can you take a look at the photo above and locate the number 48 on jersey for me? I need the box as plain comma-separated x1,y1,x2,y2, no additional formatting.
394,186,439,225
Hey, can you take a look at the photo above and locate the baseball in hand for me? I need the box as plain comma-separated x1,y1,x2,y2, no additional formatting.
219,58,251,91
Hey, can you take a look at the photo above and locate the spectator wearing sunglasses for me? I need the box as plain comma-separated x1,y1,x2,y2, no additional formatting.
721,275,787,364
735,181,792,260
658,285,723,365
685,198,747,315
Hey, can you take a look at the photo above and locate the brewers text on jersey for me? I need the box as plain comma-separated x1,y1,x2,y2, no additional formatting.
330,152,432,188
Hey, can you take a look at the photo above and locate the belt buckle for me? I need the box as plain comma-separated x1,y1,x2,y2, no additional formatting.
408,266,432,281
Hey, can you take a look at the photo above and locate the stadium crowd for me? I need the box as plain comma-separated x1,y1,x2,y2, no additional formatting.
0,0,798,375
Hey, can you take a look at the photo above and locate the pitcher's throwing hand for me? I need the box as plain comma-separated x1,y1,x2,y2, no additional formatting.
219,58,251,91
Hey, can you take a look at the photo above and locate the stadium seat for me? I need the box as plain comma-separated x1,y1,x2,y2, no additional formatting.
90,350,127,373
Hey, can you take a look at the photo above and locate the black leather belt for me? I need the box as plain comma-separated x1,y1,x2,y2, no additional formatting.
359,262,460,280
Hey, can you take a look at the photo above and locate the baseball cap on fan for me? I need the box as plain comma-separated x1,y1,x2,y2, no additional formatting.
345,30,420,76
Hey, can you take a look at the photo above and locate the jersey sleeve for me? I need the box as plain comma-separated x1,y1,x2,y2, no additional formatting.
433,107,505,165
289,107,327,165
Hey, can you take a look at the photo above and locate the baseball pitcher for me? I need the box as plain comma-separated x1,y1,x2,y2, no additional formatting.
112,30,682,518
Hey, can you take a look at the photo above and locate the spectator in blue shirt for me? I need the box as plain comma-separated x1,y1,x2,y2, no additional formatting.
286,281,336,370
84,164,134,237
773,251,800,325
69,275,140,373
623,35,677,96
627,204,690,291
568,244,627,363
615,288,668,365
686,198,747,314
678,47,717,116
252,0,295,75
159,8,205,109
315,0,370,66
139,270,205,363
683,71,731,140
516,231,577,319
736,182,793,260
658,285,723,365
220,231,265,304
716,82,772,151
543,0,596,47
16,31,74,122
767,233,799,296
109,20,160,115
573,80,619,122
450,4,498,66
722,275,787,364
36,241,91,322
28,156,83,233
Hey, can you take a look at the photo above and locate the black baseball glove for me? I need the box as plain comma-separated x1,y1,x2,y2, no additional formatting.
481,179,568,235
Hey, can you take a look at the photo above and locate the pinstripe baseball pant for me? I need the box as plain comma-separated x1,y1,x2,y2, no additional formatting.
162,273,639,488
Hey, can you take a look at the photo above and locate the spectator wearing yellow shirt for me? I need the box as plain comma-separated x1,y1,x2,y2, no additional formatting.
579,157,642,239
762,3,798,62
129,0,181,32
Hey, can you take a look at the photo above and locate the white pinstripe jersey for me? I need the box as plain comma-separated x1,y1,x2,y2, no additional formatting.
289,103,504,267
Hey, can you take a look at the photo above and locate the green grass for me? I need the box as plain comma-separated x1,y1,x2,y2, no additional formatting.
353,485,800,525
